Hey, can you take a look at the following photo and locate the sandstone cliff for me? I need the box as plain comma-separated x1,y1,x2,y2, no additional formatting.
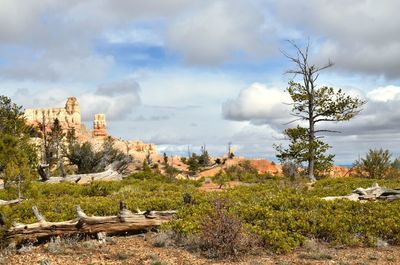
25,97,81,134
25,97,157,157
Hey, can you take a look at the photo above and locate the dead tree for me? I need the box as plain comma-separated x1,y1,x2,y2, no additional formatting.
5,202,176,243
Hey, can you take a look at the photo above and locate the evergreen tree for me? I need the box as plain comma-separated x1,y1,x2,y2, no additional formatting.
67,142,102,174
198,145,210,167
187,153,200,176
47,118,66,176
96,136,125,171
142,158,151,173
163,152,168,165
0,96,37,194
275,41,365,181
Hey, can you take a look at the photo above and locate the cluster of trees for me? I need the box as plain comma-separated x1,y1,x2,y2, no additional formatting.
41,126,126,177
66,134,126,175
213,160,259,188
162,152,180,179
0,96,38,195
0,95,127,196
184,145,211,176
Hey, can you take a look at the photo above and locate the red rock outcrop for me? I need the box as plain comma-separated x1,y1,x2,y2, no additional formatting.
93,114,108,137
328,165,352,178
248,159,282,175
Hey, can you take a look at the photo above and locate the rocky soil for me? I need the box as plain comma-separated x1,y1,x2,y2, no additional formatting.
2,234,399,265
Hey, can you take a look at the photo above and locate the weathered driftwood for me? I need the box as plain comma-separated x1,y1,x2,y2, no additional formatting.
44,159,131,185
0,199,24,206
6,201,176,242
322,183,400,201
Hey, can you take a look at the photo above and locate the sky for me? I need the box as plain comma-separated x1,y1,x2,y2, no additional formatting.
1,0,400,164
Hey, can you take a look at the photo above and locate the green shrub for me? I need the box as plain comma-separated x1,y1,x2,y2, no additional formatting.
354,149,393,178
168,178,400,253
3,175,400,255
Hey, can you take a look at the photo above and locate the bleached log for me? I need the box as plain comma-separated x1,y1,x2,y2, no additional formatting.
32,206,46,223
322,183,400,201
0,199,23,206
44,158,133,185
76,205,87,219
322,193,360,201
6,202,176,242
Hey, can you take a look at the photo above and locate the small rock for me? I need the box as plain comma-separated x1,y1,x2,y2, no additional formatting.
376,238,389,248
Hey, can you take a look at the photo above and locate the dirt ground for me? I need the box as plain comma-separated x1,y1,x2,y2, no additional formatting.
2,234,399,265
199,181,245,192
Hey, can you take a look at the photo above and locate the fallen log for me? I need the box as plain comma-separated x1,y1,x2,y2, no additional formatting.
43,158,133,185
322,183,400,201
0,199,24,206
6,201,176,243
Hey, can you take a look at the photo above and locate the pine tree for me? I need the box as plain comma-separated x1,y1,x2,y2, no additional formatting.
275,41,365,181
0,96,38,194
48,118,66,176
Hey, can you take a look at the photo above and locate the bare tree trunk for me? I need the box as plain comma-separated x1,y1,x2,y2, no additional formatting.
58,159,66,177
38,113,52,181
17,175,21,200
308,136,316,182
308,103,316,182
307,70,317,182
38,164,50,181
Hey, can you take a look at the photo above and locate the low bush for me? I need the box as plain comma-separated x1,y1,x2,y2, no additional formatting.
222,160,276,184
197,199,256,259
282,160,299,180
354,149,391,178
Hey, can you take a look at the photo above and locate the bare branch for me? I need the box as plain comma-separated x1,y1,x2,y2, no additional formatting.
315,129,341,134
315,118,338,123
290,113,308,119
283,117,303,125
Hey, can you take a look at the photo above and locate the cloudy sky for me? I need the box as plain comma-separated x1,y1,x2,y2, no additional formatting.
1,0,400,164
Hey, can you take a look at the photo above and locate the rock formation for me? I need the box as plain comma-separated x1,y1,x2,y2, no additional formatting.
93,114,108,137
112,140,157,158
25,97,81,134
25,97,157,157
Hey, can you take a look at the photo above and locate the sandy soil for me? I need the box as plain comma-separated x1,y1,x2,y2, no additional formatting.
199,181,246,192
2,234,399,265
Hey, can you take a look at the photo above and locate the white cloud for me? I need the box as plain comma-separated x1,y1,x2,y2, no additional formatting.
135,68,247,106
0,0,61,42
0,54,114,82
367,85,400,102
274,0,400,78
104,28,164,46
222,83,291,127
166,0,276,64
80,79,142,121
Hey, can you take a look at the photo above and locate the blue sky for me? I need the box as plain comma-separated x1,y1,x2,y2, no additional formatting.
1,0,400,164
